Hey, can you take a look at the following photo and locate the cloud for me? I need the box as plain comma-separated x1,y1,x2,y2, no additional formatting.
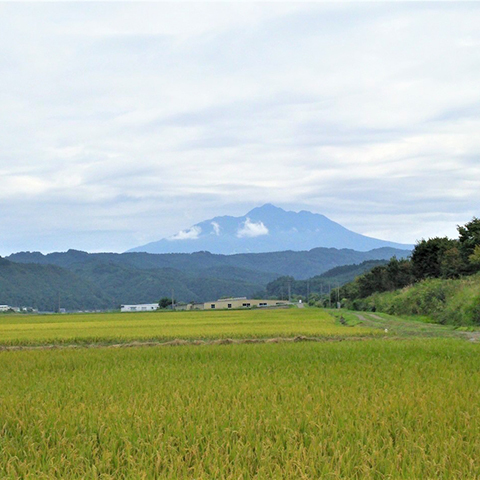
167,226,201,241
236,218,269,238
211,221,220,235
0,3,480,254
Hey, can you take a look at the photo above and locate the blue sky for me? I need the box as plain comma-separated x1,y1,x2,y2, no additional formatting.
1,2,479,255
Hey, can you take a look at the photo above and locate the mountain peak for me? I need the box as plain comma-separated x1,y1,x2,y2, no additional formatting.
247,203,284,215
127,204,413,255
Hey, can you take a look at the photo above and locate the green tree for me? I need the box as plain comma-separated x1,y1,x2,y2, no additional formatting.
158,297,174,309
411,237,459,280
458,217,480,273
440,246,463,278
469,245,480,266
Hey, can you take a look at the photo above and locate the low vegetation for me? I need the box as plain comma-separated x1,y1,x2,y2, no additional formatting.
346,273,480,326
0,308,380,347
2,338,480,479
2,305,480,478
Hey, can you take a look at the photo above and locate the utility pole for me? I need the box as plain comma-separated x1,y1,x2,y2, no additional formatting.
328,284,331,309
171,288,175,311
307,280,310,303
336,283,340,308
288,280,292,302
58,292,61,313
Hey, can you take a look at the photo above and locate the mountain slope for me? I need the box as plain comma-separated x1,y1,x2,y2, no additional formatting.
9,246,410,281
265,260,390,299
0,257,112,311
4,245,410,309
128,204,412,254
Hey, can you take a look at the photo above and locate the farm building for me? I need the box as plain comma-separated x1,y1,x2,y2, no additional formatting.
121,298,291,312
120,303,158,313
0,305,19,312
175,302,205,311
203,297,290,310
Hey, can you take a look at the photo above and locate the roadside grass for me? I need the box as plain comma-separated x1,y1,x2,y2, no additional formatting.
332,309,474,338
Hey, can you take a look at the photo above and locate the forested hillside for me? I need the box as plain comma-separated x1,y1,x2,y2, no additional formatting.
3,246,409,311
0,257,112,311
8,246,409,280
265,260,388,299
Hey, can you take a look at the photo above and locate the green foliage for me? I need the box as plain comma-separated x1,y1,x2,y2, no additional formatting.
411,237,459,279
266,260,389,300
338,257,414,304
353,274,480,326
458,217,480,271
469,245,480,267
338,218,480,317
158,297,173,309
440,246,463,278
7,248,410,295
265,276,295,299
0,258,112,311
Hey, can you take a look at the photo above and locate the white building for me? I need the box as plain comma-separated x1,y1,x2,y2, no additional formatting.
120,303,159,313
0,305,20,312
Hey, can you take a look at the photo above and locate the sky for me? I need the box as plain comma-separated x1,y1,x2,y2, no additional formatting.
1,2,480,256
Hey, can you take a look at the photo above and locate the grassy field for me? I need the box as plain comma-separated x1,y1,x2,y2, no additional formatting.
1,308,480,478
0,308,381,347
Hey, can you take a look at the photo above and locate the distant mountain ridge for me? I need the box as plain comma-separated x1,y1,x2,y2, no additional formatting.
128,204,412,254
4,246,411,310
8,246,410,281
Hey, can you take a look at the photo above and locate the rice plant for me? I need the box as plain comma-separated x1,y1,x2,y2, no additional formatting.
1,339,480,479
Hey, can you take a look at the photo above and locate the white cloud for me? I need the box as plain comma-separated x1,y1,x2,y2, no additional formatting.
168,226,201,241
236,218,269,238
1,3,480,254
211,221,221,235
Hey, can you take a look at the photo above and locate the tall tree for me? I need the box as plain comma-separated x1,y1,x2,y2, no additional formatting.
458,217,480,273
410,237,458,280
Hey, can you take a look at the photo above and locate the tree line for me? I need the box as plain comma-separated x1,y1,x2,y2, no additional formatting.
333,217,480,306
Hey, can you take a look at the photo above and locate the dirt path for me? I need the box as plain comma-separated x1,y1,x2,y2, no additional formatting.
352,312,480,342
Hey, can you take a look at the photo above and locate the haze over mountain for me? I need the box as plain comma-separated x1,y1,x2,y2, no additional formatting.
128,204,412,255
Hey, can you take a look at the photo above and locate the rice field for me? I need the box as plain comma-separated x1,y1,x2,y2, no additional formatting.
1,308,479,478
2,339,480,479
0,308,381,346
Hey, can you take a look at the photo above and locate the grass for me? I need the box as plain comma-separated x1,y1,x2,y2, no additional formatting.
2,339,480,479
336,310,471,339
356,273,480,326
0,308,382,347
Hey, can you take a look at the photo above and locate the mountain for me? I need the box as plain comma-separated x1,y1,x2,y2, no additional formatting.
265,260,390,299
8,246,410,281
0,257,112,311
127,204,412,254
4,245,410,310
